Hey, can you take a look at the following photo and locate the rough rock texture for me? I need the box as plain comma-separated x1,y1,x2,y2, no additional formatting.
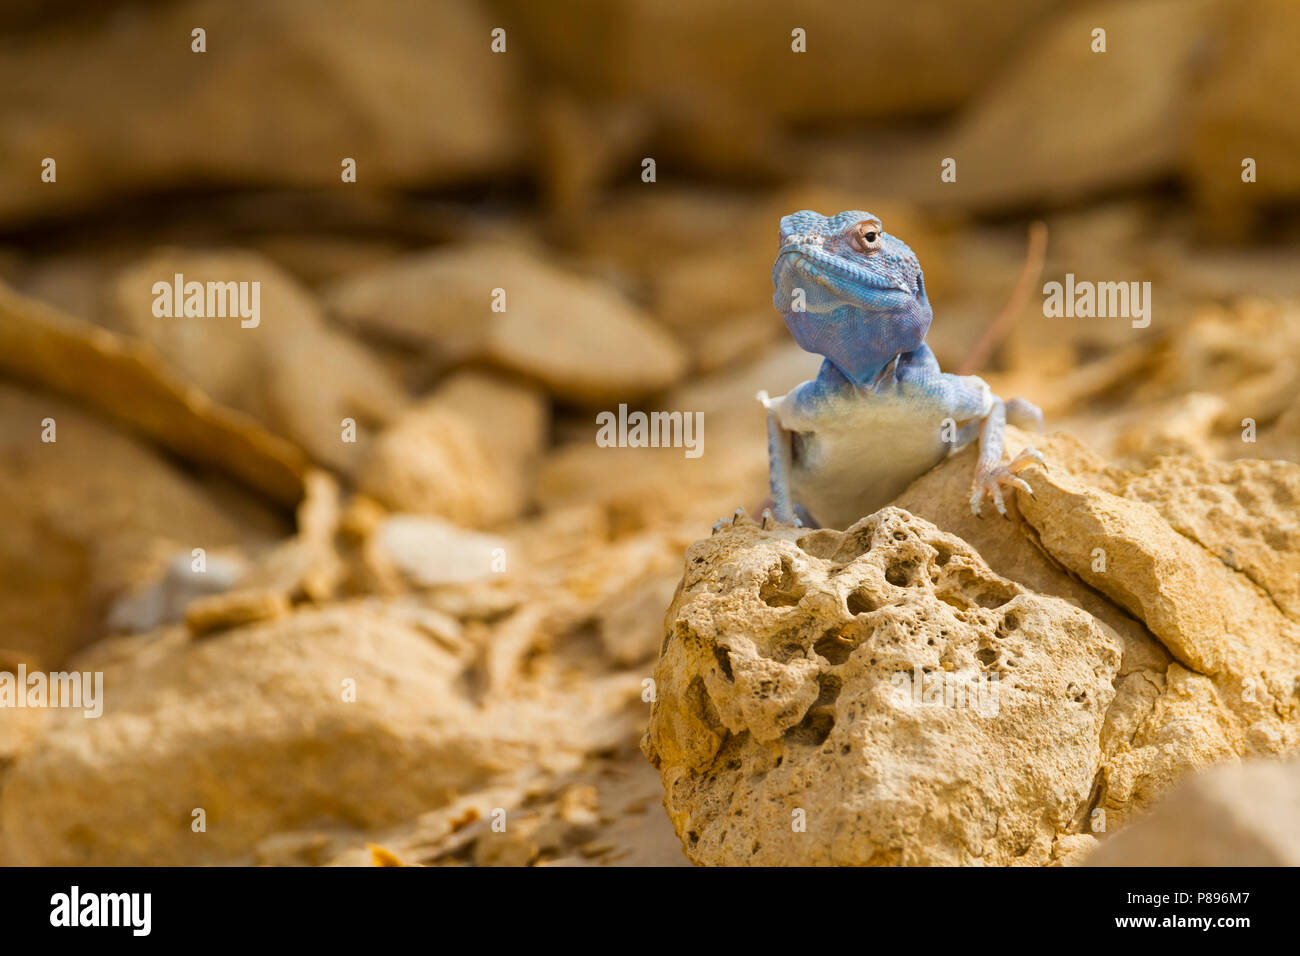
1115,457,1300,623
1085,758,1300,866
643,507,1122,866
890,430,1300,832
645,430,1300,864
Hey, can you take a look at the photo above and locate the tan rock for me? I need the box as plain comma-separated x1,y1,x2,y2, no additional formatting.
0,0,521,224
1114,457,1300,623
108,550,248,635
643,508,1121,865
245,469,346,603
185,588,292,637
254,831,338,867
1112,393,1227,462
358,372,547,527
597,570,682,667
112,469,345,639
426,371,549,491
899,429,1300,828
359,405,510,526
690,311,785,374
1186,0,1300,230
0,649,47,766
324,244,686,404
109,249,407,477
495,0,1060,128
364,515,507,590
0,279,307,505
533,344,824,534
1086,758,1300,866
1050,834,1099,867
0,603,584,865
1015,457,1298,683
864,0,1220,211
0,385,282,666
894,431,1171,681
645,425,1300,863
1013,454,1300,825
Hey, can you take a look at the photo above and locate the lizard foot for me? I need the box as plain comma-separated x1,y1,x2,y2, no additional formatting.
712,506,805,533
760,507,803,530
969,447,1046,518
712,507,763,535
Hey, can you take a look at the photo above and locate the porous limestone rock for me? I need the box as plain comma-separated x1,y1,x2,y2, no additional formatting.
888,429,1300,831
643,507,1122,866
646,430,1300,864
1014,453,1300,825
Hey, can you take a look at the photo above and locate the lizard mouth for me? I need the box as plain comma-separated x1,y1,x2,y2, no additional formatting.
776,241,919,304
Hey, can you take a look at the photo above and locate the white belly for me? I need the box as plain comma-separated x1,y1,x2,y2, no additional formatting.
789,397,950,529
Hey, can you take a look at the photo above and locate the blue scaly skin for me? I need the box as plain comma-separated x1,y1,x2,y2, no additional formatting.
733,209,1044,531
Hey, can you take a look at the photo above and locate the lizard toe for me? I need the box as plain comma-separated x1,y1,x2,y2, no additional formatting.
970,451,1043,517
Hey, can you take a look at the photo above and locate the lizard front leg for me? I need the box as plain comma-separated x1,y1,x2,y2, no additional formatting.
764,407,799,526
712,393,804,533
969,397,1045,517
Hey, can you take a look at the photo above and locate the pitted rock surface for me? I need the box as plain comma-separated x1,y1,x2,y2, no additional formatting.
643,507,1121,866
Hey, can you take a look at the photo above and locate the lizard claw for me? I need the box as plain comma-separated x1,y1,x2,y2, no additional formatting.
969,447,1046,518
718,506,805,533
713,507,754,532
761,507,803,529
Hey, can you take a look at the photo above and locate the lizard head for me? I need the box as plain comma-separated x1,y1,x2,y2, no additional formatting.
771,209,932,386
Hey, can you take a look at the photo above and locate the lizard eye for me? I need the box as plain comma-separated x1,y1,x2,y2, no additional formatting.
849,221,883,254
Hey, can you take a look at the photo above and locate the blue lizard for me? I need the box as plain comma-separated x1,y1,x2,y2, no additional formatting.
736,209,1044,531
